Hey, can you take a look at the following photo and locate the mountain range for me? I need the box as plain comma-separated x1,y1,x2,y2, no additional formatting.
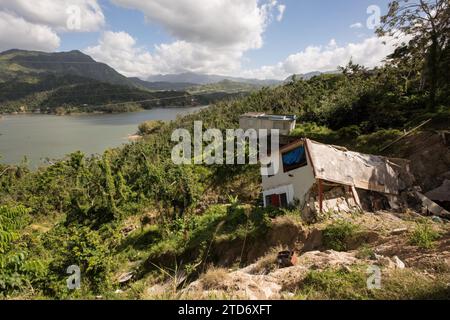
0,49,249,113
0,49,284,90
146,72,281,86
0,48,332,114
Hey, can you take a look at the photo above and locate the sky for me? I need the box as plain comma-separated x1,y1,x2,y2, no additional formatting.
0,0,403,80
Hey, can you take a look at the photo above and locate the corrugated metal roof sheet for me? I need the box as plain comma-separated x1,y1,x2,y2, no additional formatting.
425,180,450,202
305,139,410,195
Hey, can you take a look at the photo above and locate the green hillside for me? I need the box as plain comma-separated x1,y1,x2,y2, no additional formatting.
0,50,245,114
1,52,449,299
0,0,448,300
0,49,136,87
188,79,262,93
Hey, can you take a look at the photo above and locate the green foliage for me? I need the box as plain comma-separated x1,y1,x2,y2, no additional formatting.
188,79,262,93
356,244,375,260
141,204,272,270
290,122,338,142
377,0,449,109
65,226,114,293
355,129,403,154
138,120,164,136
372,269,450,300
323,220,359,251
0,205,29,253
297,267,369,300
295,267,450,300
337,125,361,139
0,2,449,298
409,221,441,249
0,205,47,296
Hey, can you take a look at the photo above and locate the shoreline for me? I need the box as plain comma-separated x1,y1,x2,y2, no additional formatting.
0,105,208,117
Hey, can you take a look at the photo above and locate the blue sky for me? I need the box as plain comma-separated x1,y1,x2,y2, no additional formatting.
0,0,399,79
242,0,392,69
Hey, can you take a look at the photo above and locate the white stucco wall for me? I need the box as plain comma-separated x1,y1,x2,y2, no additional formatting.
239,117,296,135
261,150,316,207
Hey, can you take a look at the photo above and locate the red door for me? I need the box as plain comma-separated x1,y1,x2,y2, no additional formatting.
270,194,280,207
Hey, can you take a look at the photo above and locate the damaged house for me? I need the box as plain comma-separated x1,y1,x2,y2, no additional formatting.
239,112,297,135
260,138,415,217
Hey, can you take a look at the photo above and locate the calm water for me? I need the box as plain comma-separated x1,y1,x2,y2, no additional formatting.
0,106,205,166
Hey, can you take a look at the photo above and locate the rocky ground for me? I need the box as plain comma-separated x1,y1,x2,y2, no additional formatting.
141,211,450,300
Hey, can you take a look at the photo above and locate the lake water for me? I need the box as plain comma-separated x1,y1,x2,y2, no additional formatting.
0,106,205,166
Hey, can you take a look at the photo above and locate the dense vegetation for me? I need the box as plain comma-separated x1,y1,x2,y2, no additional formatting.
0,74,246,114
0,0,448,299
188,79,262,94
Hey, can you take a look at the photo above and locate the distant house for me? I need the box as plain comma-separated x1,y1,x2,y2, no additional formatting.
239,112,297,135
260,138,414,216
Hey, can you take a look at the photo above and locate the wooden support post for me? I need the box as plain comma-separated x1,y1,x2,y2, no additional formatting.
318,179,323,214
351,185,362,209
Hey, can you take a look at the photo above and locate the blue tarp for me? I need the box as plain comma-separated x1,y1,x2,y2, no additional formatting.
282,147,305,166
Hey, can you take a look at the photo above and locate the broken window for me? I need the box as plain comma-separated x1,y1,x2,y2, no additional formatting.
265,193,288,208
282,146,307,172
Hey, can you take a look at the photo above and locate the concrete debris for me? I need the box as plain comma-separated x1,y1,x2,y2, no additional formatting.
391,228,408,235
117,272,134,284
374,254,406,269
180,250,360,300
374,254,396,269
147,284,170,297
393,256,406,269
182,271,282,300
277,250,358,271
415,192,450,218
425,179,450,202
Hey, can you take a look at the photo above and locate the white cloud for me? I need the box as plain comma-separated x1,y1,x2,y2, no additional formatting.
86,32,404,81
350,22,363,29
84,32,155,78
111,0,281,51
153,41,242,75
86,1,285,78
0,11,60,52
242,36,404,79
0,0,104,32
84,31,243,78
277,4,286,22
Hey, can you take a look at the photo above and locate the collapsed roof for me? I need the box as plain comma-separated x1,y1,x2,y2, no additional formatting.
304,139,414,195
425,180,450,202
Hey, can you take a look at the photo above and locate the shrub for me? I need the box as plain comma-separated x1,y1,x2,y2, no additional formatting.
296,267,369,300
290,122,338,142
356,129,403,154
356,244,375,259
250,246,284,275
323,220,359,251
200,268,230,290
409,222,441,249
0,205,47,296
337,125,361,139
372,269,450,300
47,226,116,295
138,120,164,135
295,267,450,300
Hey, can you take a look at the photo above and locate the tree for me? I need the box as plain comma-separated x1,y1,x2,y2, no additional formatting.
377,0,450,109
